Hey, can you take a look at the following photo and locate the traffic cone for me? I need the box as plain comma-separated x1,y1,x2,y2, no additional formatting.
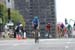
16,34,21,40
16,34,18,39
23,32,26,39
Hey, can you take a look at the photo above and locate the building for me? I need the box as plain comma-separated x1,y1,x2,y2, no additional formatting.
14,0,56,38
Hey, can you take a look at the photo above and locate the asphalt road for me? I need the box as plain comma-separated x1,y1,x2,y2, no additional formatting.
0,38,75,50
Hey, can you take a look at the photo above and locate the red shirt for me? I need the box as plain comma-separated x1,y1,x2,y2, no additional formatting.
46,24,51,31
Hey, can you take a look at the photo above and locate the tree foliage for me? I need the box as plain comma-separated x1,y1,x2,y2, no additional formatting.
0,3,7,24
0,3,25,27
11,10,25,27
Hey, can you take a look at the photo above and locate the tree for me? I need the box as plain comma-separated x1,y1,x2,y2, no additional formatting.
0,3,25,27
11,10,25,27
0,3,7,31
0,3,7,24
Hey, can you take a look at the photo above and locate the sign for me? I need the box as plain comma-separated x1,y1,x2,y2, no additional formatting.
5,0,14,8
6,21,14,26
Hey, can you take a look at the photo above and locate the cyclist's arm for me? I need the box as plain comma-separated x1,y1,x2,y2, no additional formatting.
37,20,40,29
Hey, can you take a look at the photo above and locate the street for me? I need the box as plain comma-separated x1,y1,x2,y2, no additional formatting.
0,38,75,50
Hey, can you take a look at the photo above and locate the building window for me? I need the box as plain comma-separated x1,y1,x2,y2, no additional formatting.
30,6,32,9
51,12,55,15
51,5,54,9
51,16,55,18
29,9,33,12
40,22,45,25
30,3,33,6
50,2,54,5
50,0,54,2
51,8,53,11
26,0,30,2
29,12,33,15
46,19,50,22
8,0,10,2
30,0,33,2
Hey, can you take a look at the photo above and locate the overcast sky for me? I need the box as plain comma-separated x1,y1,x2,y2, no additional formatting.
56,0,75,26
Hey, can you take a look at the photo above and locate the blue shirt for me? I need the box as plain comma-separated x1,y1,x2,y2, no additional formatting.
32,18,39,25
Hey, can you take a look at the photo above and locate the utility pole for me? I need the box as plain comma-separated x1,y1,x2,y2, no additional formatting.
6,0,14,29
6,0,12,22
8,8,11,21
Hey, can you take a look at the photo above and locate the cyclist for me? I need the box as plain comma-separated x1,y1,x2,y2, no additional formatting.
32,16,39,43
46,23,51,38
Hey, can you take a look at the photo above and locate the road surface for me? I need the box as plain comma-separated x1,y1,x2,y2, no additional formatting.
0,38,75,50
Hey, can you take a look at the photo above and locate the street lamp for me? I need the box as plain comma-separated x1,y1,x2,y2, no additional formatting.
8,8,11,21
6,0,12,22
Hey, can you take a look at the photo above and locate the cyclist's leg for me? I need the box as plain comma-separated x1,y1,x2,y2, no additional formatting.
34,25,39,43
35,29,38,43
34,25,37,43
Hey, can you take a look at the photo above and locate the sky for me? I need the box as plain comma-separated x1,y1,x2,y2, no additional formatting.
56,0,75,26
